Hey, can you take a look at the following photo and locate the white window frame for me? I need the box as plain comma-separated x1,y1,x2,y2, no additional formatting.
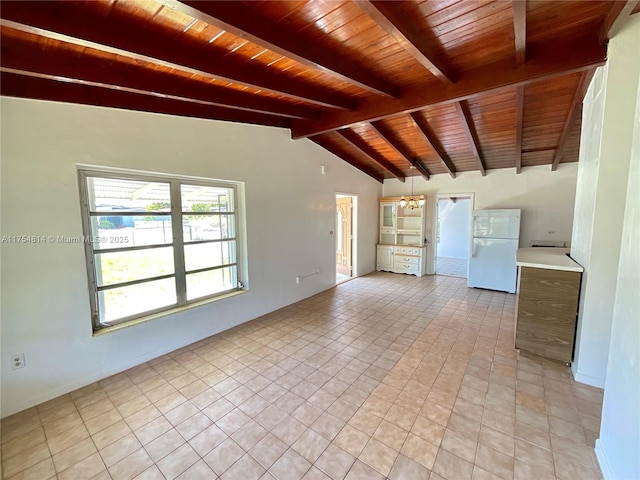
78,167,247,332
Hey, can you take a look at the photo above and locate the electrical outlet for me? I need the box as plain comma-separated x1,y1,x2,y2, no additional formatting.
12,353,25,370
548,230,556,235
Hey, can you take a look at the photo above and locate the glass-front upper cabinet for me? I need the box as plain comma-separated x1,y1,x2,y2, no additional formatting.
380,202,397,244
381,203,396,229
378,197,427,246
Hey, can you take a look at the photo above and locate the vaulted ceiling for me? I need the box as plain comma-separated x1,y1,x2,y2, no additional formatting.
2,1,638,182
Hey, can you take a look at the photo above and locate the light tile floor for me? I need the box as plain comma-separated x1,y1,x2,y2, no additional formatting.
1,272,604,480
436,257,468,278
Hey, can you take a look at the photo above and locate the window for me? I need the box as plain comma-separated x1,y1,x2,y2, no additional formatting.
78,168,245,331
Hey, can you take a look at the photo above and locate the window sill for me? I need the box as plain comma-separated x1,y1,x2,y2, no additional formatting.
92,288,249,337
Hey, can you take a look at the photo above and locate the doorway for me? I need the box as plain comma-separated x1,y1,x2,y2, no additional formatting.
336,194,356,284
435,195,472,278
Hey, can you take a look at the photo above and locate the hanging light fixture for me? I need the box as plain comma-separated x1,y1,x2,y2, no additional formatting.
400,166,425,210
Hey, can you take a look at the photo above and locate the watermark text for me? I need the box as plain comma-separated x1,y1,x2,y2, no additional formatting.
1,235,130,244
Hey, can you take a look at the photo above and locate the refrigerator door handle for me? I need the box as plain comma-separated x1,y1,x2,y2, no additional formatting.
471,240,477,258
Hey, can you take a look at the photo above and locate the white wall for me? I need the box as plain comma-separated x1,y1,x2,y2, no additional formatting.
592,16,640,480
596,59,640,480
383,164,578,273
436,197,471,259
0,97,382,417
570,15,639,389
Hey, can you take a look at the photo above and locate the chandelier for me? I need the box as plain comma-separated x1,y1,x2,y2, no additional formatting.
400,166,425,209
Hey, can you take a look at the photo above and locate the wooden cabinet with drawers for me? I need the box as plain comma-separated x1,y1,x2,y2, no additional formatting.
514,248,584,364
392,246,423,275
376,196,427,277
377,243,426,276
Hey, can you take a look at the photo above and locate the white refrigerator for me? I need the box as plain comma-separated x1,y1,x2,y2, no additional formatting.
468,209,521,293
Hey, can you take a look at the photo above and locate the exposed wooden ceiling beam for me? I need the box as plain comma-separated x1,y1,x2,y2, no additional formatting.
515,86,525,174
337,130,406,182
368,122,430,180
511,0,527,174
309,136,384,183
0,29,319,121
162,0,400,98
552,69,595,171
0,7,356,110
512,0,526,173
512,1,527,66
0,71,291,128
408,161,431,183
599,0,639,43
291,33,606,138
4,65,296,119
355,1,453,84
454,102,487,176
522,147,556,154
409,113,456,178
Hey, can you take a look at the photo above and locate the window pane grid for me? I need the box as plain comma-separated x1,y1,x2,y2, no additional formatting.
186,265,238,301
180,210,236,215
183,213,235,242
80,170,242,329
96,273,177,291
185,263,238,275
95,246,174,287
90,213,173,249
183,237,237,246
92,243,175,255
99,278,177,324
88,211,177,216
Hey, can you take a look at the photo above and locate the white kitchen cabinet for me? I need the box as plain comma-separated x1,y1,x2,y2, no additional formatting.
376,245,394,270
392,246,426,276
376,245,426,276
378,197,427,246
380,202,396,229
379,202,397,245
376,197,427,276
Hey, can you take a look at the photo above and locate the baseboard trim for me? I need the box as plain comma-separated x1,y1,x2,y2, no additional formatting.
595,438,614,480
572,369,606,389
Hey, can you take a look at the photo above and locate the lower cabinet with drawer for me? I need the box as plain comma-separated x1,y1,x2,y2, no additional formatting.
376,245,427,276
515,266,582,363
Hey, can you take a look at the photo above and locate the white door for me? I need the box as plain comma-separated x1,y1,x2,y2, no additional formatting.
468,238,519,293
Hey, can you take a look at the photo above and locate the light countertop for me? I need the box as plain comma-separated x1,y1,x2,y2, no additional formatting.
516,247,584,272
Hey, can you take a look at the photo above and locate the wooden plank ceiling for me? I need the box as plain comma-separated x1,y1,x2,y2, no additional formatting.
1,0,636,183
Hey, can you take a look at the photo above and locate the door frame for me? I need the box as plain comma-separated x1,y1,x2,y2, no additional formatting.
431,193,474,275
335,193,357,283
